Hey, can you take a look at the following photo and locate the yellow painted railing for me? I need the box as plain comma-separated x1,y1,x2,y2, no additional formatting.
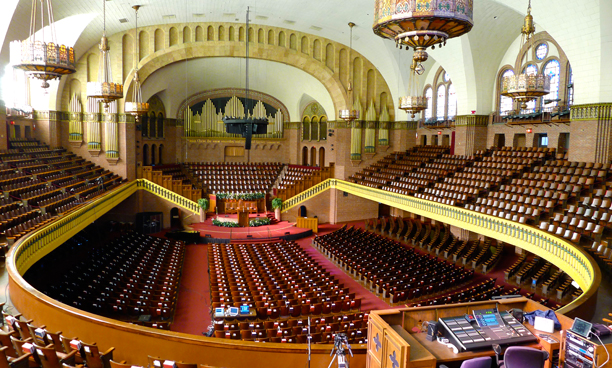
282,179,600,315
13,179,198,275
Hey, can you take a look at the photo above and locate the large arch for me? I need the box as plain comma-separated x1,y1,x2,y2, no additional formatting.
124,42,348,121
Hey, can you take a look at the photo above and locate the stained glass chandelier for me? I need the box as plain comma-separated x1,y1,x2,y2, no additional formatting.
124,5,149,122
500,0,549,109
10,0,76,89
338,22,360,122
373,0,473,117
87,0,123,112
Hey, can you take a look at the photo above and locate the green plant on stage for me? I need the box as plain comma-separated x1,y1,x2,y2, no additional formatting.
271,197,282,209
197,198,209,211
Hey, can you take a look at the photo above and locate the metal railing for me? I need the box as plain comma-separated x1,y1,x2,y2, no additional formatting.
281,178,599,315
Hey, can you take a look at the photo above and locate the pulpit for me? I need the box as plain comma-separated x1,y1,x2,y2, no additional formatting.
238,211,250,227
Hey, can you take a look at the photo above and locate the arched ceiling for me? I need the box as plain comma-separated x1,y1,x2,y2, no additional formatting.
1,0,609,114
141,57,335,120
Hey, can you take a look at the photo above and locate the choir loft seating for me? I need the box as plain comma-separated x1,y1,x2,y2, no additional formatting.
25,228,185,330
209,240,366,344
185,162,283,195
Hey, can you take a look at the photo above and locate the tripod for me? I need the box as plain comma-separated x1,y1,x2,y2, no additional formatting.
327,333,353,368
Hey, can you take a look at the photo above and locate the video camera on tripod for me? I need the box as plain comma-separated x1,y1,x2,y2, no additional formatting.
328,333,353,368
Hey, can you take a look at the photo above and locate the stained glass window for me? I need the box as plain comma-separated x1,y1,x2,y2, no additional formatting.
443,72,451,82
500,69,515,116
542,59,560,109
437,85,446,120
535,43,548,60
424,87,433,120
447,84,457,119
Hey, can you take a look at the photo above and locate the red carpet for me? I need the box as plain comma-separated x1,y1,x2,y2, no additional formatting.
188,212,311,241
171,243,212,335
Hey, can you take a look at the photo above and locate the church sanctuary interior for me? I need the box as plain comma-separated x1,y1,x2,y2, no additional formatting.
1,0,612,367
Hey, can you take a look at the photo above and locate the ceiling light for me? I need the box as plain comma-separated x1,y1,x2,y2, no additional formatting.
125,5,149,122
10,0,76,89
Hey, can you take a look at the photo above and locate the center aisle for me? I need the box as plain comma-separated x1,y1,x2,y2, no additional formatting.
170,221,395,336
171,243,212,335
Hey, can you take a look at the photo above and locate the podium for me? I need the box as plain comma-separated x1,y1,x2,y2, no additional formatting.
238,211,250,227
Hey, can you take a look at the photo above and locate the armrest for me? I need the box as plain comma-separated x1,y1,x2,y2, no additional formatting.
24,319,33,324
9,352,32,368
101,347,115,357
59,349,78,365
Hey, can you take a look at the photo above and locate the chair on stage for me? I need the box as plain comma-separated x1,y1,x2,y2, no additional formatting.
495,346,548,368
441,357,491,368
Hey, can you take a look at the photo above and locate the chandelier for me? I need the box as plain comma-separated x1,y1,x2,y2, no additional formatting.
10,0,76,89
338,22,360,122
399,59,427,118
87,0,123,112
500,0,549,109
125,5,149,122
373,0,473,70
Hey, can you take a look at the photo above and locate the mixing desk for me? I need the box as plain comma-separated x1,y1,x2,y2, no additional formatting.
439,307,538,352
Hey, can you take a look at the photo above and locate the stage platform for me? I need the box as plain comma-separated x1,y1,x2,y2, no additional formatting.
188,212,313,243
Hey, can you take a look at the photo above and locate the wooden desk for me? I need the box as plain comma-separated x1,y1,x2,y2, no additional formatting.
367,298,573,368
238,211,250,227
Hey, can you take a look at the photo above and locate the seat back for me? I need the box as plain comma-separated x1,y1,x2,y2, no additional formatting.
460,357,491,368
504,346,549,368
34,344,62,368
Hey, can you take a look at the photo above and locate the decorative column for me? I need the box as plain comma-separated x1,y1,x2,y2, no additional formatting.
454,115,489,155
68,95,83,147
378,105,390,151
568,104,612,163
86,98,101,156
364,100,377,158
104,101,120,165
350,120,363,165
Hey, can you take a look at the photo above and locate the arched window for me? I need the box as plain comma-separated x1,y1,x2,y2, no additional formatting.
499,69,515,116
447,84,457,119
302,117,310,141
522,64,538,113
156,113,164,138
436,85,446,120
310,116,319,141
542,59,560,110
319,117,327,141
424,87,433,120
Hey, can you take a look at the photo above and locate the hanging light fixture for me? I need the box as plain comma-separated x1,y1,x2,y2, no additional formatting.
339,22,360,122
87,0,123,112
10,0,76,89
373,0,473,73
500,0,549,110
399,58,427,118
125,5,149,122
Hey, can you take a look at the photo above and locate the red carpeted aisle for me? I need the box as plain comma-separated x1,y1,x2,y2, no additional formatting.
171,222,398,335
171,243,212,335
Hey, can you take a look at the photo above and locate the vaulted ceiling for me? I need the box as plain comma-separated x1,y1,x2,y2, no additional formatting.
1,0,609,115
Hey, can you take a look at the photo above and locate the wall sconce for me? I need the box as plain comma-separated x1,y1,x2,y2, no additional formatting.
526,128,533,133
437,131,442,135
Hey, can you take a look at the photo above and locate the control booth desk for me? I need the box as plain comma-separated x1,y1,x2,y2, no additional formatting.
367,298,576,368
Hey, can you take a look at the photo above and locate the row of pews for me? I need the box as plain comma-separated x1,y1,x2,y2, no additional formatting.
208,240,365,343
26,230,184,329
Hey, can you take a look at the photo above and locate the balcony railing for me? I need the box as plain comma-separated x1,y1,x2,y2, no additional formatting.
281,178,599,315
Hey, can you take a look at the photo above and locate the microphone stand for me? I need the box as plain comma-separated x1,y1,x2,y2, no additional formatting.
307,316,312,368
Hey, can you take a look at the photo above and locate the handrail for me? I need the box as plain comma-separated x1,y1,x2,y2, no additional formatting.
281,179,600,316
12,179,198,275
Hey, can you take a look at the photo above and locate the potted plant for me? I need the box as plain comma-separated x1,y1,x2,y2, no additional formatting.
197,198,209,222
271,197,282,221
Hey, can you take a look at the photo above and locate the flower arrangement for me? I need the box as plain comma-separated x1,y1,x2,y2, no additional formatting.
212,218,239,227
215,192,266,201
249,217,271,227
